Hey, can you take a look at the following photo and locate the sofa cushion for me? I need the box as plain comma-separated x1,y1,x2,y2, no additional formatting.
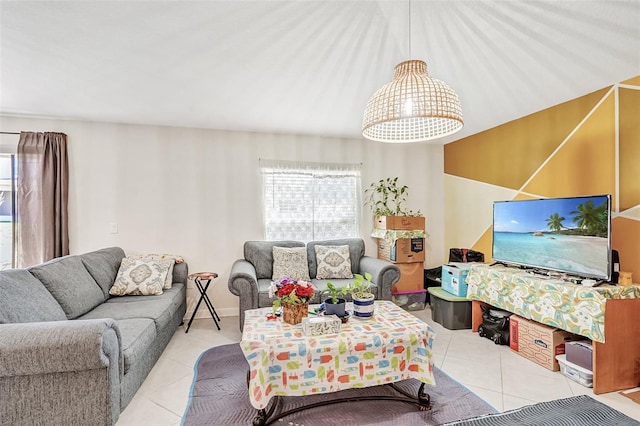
29,256,105,319
128,254,183,289
110,256,173,296
307,239,365,279
115,318,158,374
272,246,311,281
314,245,353,279
81,284,185,331
80,247,126,298
0,269,67,324
244,240,305,279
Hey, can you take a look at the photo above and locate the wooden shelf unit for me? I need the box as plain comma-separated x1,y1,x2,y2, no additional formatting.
471,299,640,394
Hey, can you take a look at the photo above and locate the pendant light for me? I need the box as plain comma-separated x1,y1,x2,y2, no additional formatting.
362,2,463,143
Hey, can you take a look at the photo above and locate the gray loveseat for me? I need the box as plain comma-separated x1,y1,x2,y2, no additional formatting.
228,238,400,330
0,247,187,426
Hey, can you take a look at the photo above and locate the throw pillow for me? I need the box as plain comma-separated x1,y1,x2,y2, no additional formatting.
315,245,353,279
272,246,310,281
109,257,173,296
129,253,182,289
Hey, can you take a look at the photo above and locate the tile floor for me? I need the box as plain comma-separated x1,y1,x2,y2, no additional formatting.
115,308,640,425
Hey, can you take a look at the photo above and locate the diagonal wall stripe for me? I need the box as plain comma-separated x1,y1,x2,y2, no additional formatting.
444,88,610,189
523,93,616,201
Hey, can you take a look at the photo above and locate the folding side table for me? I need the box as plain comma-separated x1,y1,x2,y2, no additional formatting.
186,272,221,332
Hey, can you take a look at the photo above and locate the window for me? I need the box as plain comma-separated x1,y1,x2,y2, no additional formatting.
261,159,361,242
0,154,16,270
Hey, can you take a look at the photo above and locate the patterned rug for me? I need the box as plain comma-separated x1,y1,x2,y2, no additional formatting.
181,343,497,426
439,395,640,426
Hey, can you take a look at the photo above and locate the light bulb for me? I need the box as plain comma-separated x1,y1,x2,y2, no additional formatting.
404,98,413,116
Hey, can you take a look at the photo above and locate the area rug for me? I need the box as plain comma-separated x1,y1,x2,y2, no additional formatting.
182,343,497,426
439,394,640,426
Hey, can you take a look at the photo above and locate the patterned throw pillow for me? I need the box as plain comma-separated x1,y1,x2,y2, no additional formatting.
129,253,182,289
109,257,173,296
272,246,311,281
315,245,353,279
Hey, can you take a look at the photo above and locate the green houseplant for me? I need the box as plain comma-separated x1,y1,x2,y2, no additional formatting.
350,273,375,319
324,281,348,317
364,177,421,217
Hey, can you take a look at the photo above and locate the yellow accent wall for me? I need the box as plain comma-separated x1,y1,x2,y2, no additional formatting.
444,88,610,190
523,93,616,201
619,88,640,211
444,77,640,281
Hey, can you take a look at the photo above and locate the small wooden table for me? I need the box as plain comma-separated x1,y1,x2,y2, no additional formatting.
240,301,436,425
185,272,221,332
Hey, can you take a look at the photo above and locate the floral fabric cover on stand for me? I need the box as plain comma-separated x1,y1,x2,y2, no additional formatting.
240,300,435,410
466,264,640,343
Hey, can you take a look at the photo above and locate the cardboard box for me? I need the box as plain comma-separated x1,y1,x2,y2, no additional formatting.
441,263,473,297
565,340,593,371
377,238,425,263
374,215,425,230
392,289,427,311
392,262,424,292
509,314,579,371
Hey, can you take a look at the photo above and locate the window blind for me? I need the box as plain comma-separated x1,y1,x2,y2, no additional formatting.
260,159,361,242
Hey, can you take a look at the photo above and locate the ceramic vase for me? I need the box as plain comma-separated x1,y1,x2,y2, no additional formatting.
353,295,375,319
282,302,309,325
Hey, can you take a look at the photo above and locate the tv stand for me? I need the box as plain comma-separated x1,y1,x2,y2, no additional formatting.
466,264,640,395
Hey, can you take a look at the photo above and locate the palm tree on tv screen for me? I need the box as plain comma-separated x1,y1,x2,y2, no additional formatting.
570,200,608,237
545,213,565,232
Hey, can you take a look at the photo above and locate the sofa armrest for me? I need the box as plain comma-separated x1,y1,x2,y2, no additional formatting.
228,259,259,331
0,319,122,426
0,319,122,376
359,256,401,301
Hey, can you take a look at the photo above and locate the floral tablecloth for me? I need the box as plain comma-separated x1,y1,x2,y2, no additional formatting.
240,300,435,409
466,264,640,343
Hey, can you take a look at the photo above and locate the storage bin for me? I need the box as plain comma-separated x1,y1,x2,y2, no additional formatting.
441,263,473,297
556,354,593,387
565,340,593,371
392,289,427,311
427,286,471,330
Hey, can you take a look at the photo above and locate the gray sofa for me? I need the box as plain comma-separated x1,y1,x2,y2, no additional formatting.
228,238,400,330
0,247,187,426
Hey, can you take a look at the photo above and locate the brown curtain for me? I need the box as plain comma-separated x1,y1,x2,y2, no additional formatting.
16,132,69,267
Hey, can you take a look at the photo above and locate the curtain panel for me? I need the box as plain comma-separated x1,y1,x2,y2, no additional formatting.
17,132,69,267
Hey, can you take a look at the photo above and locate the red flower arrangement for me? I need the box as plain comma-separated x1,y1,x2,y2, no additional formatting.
269,278,314,312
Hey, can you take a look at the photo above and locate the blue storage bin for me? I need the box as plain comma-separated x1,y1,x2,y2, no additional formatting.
441,263,472,297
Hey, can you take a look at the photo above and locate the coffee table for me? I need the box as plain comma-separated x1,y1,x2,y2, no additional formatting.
240,300,436,425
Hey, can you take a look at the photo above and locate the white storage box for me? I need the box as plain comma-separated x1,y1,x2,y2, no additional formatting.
556,354,593,387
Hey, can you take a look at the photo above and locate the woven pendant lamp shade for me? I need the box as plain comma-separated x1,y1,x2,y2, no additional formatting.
362,60,463,143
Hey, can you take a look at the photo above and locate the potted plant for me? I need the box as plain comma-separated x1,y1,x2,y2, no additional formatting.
364,177,421,218
324,281,348,317
350,273,375,319
364,177,423,229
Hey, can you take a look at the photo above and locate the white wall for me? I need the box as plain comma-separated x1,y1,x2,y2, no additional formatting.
0,115,445,321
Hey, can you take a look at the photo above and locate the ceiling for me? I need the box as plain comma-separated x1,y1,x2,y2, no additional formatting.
1,1,638,144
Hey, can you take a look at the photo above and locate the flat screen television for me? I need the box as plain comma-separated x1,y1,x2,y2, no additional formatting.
492,194,612,281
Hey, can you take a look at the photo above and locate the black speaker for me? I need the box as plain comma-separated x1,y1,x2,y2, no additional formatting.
611,249,620,283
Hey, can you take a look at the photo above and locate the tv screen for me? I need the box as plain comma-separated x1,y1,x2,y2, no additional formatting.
492,194,611,281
